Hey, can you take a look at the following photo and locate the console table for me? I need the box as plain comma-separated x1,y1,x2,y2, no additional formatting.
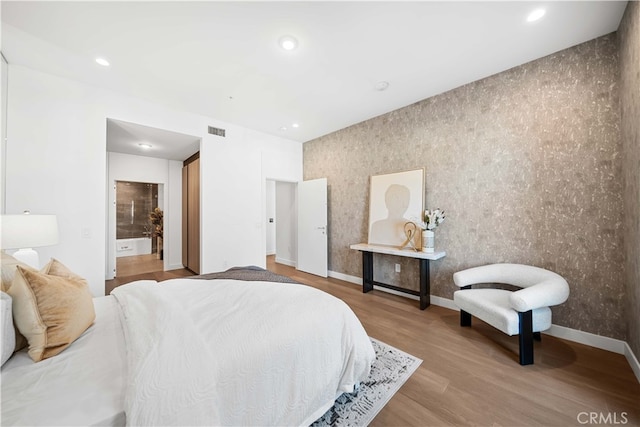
349,243,446,310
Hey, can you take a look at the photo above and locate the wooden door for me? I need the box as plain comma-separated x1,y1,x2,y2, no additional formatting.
187,158,200,274
182,165,189,269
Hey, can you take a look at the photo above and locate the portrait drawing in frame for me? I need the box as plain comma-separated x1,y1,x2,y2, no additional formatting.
368,168,424,247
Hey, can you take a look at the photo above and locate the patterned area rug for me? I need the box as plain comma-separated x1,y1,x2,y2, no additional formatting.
311,338,422,427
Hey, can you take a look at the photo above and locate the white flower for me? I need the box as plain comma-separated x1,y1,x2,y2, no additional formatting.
421,208,446,230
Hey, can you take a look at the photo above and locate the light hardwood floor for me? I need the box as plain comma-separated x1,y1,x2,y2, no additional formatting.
105,254,192,295
116,253,164,276
105,256,640,426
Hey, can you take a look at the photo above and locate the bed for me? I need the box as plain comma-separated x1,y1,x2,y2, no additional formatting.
1,266,375,426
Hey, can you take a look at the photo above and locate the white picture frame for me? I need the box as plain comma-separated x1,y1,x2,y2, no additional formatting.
368,168,424,247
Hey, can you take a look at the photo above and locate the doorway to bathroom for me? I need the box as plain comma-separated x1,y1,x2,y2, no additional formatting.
115,180,164,276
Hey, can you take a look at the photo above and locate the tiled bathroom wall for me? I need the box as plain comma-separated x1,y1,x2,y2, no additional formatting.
116,181,158,239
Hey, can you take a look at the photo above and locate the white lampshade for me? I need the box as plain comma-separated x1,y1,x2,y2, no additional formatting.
1,214,59,268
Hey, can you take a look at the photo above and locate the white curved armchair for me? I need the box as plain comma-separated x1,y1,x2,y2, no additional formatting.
453,263,569,365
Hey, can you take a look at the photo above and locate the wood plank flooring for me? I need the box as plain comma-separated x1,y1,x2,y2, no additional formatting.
105,254,192,295
104,256,640,426
116,253,164,276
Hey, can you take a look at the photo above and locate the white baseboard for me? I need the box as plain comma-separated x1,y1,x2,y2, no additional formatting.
543,324,625,354
166,263,184,271
328,270,361,285
328,269,639,383
430,295,459,311
275,257,296,267
625,342,640,384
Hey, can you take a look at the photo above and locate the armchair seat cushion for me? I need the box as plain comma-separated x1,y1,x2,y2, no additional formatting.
454,289,551,336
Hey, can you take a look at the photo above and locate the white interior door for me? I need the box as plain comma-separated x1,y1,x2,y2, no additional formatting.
297,178,327,277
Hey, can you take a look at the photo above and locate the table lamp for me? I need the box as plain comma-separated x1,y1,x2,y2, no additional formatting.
1,211,59,268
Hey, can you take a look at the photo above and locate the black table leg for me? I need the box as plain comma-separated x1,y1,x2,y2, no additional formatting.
419,258,430,310
360,249,432,310
362,251,373,293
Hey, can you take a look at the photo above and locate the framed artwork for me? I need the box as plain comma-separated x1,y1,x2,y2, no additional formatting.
368,168,424,247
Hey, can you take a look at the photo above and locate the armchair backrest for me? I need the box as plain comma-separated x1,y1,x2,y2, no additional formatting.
453,263,570,311
453,263,563,289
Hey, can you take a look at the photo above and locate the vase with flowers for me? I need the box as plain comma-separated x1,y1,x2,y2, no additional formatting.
416,209,445,253
149,207,164,259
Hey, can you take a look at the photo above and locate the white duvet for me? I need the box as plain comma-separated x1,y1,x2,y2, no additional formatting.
111,278,375,426
1,297,127,426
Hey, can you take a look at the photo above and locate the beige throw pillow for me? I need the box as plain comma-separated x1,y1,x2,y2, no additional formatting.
41,257,87,282
8,260,95,362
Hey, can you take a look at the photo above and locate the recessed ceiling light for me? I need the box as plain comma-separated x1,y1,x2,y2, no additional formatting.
95,57,110,66
279,35,298,51
374,81,390,91
292,123,299,128
526,8,546,22
138,143,152,149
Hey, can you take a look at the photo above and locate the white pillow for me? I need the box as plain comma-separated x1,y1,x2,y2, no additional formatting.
1,291,15,366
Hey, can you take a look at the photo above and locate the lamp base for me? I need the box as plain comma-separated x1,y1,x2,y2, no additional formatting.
12,248,40,269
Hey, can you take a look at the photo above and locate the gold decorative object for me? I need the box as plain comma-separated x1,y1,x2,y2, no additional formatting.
399,221,419,251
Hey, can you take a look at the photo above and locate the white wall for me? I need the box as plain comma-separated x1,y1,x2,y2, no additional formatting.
1,55,7,214
200,139,263,272
167,160,183,272
275,181,297,266
5,64,302,296
266,180,276,255
106,152,184,278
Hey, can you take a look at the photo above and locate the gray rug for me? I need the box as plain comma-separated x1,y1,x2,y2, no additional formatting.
311,338,422,427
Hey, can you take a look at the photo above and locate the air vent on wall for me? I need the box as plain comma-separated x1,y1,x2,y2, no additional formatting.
208,126,226,137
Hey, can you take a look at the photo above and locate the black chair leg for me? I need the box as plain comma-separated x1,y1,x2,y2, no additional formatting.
460,310,471,327
518,310,534,365
533,332,541,341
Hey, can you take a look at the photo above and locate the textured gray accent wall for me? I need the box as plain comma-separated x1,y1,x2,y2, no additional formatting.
619,1,640,360
304,34,625,339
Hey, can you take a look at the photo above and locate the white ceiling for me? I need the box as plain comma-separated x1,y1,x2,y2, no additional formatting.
1,1,628,147
107,119,200,161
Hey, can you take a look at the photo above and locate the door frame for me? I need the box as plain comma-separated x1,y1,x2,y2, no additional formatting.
263,178,298,268
296,177,328,278
107,179,166,279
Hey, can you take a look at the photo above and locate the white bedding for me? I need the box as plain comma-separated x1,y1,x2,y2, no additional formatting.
1,296,126,426
1,277,375,426
111,278,375,426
